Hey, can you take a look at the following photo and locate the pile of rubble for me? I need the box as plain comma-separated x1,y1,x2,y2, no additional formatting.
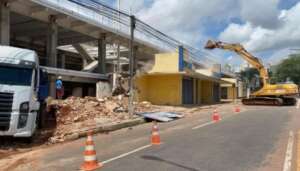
46,96,153,143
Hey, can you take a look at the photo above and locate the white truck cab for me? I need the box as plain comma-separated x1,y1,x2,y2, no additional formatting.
0,46,41,137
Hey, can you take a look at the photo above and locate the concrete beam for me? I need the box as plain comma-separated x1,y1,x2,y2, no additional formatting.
41,66,107,80
98,33,106,74
30,6,46,15
0,1,10,45
58,36,95,46
72,44,95,62
60,54,65,69
82,60,98,72
70,20,85,28
55,13,69,20
86,26,100,33
7,0,20,3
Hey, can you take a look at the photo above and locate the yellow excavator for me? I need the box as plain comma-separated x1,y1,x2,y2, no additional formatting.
205,40,299,106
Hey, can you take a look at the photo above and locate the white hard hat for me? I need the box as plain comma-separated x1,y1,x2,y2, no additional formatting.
58,76,62,79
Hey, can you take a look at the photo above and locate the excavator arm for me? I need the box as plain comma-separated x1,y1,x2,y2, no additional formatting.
205,40,269,85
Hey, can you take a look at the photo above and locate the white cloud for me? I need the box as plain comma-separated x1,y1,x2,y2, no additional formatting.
133,0,238,46
219,22,254,43
239,0,280,28
112,0,300,66
219,2,300,52
265,48,292,65
227,56,233,61
115,0,146,14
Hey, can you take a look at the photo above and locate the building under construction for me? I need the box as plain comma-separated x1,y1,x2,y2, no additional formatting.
0,0,240,105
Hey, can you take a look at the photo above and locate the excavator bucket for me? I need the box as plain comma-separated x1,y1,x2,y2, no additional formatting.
204,40,217,49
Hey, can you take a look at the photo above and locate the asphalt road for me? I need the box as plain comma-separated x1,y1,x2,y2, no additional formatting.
102,106,293,171
1,105,299,171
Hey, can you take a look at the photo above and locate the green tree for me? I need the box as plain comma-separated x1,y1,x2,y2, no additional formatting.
224,63,232,72
239,67,261,90
240,67,259,83
274,54,300,85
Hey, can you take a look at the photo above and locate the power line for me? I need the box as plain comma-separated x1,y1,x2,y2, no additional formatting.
69,0,219,67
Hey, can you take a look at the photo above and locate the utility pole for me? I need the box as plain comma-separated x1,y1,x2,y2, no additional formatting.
117,0,121,74
128,15,136,116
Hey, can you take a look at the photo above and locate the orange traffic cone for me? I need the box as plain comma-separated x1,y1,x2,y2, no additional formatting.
212,109,220,122
235,106,241,113
151,121,161,145
81,131,102,171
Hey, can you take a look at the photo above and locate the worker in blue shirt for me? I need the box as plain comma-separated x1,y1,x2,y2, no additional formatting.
56,76,64,99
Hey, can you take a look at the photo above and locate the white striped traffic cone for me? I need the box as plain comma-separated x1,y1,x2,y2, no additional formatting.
81,131,102,171
151,121,161,145
212,109,220,122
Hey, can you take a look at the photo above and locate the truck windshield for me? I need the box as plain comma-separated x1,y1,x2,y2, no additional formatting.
0,66,32,86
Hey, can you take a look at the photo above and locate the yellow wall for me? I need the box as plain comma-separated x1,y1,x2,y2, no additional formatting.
227,86,237,99
136,74,182,105
150,52,179,73
201,80,214,104
135,75,148,102
136,75,222,105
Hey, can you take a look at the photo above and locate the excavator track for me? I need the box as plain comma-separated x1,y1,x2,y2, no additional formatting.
282,96,297,105
242,97,283,106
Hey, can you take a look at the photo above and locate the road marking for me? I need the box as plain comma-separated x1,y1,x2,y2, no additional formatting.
283,131,294,171
192,121,215,130
101,144,152,165
296,99,300,109
192,111,241,130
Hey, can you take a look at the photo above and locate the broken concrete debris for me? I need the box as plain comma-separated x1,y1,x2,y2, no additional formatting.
46,96,153,143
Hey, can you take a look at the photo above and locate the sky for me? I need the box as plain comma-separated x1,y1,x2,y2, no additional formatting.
97,0,300,70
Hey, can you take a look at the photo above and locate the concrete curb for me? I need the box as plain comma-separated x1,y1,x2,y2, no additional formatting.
63,118,146,142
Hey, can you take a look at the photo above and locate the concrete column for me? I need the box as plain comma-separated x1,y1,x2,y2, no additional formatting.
61,54,66,69
46,15,58,67
0,1,10,45
112,71,117,90
117,44,121,73
47,16,58,98
96,81,111,99
98,33,106,74
49,76,56,98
